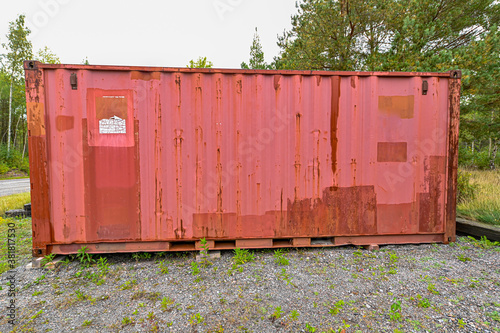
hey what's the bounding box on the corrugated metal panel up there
[24,61,461,256]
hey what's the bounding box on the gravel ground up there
[0,236,499,332]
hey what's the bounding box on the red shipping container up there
[24,61,460,256]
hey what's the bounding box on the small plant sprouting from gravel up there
[417,295,431,308]
[160,296,175,311]
[82,319,92,327]
[229,248,255,273]
[41,253,56,267]
[457,254,472,262]
[158,260,169,274]
[132,252,152,261]
[121,316,134,326]
[77,246,94,267]
[233,248,255,265]
[75,290,88,301]
[305,323,317,332]
[273,249,290,266]
[119,279,137,290]
[427,283,439,295]
[199,237,213,267]
[487,311,500,323]
[290,309,300,320]
[328,299,345,315]
[389,300,402,321]
[270,306,284,321]
[191,261,200,275]
[188,313,204,325]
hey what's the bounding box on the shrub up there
[457,170,476,203]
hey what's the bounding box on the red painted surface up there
[24,61,460,255]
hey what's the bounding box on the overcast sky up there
[0,0,298,68]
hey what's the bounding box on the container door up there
[83,89,141,241]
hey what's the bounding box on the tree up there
[276,0,498,72]
[276,0,500,168]
[241,28,269,69]
[187,57,213,68]
[0,15,32,154]
[36,46,60,64]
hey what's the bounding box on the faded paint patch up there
[27,102,45,136]
[377,203,418,234]
[377,142,407,162]
[131,71,160,81]
[378,95,414,119]
[95,96,128,120]
[56,115,74,132]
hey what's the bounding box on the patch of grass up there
[160,296,175,311]
[132,252,152,261]
[230,248,255,273]
[486,311,500,323]
[121,316,134,326]
[131,291,161,302]
[119,279,137,290]
[467,236,500,249]
[233,248,255,265]
[188,313,204,325]
[273,249,290,266]
[457,169,500,225]
[0,192,31,215]
[0,216,32,274]
[418,298,431,308]
[457,254,471,262]
[158,260,169,274]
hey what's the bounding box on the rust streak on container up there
[294,113,302,200]
[174,129,184,238]
[330,76,340,180]
[445,72,461,243]
[195,74,203,214]
[312,129,320,198]
[235,77,242,236]
[24,64,51,256]
[155,92,163,236]
[215,77,223,236]
[131,71,160,81]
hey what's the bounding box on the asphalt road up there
[0,178,31,197]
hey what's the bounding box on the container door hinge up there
[422,80,428,95]
[70,73,78,90]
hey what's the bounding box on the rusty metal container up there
[24,61,461,256]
